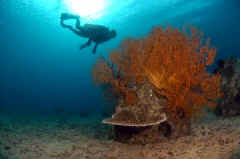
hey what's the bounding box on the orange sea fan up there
[92,25,222,120]
[140,26,222,119]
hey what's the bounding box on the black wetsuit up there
[61,17,113,54]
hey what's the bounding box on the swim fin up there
[61,13,80,20]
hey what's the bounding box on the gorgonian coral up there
[92,25,222,120]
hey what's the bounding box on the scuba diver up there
[60,13,117,54]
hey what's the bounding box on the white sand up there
[0,112,240,159]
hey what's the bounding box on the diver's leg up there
[92,43,98,54]
[75,18,81,30]
[74,17,87,36]
[60,13,76,28]
[60,19,71,28]
[61,21,84,37]
[80,39,92,50]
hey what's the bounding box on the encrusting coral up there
[92,25,222,138]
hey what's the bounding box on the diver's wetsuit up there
[60,13,116,54]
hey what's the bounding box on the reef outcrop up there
[214,56,240,117]
[92,26,222,143]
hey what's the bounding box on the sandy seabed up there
[0,112,240,159]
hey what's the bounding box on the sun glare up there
[64,0,105,20]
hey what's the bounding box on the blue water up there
[0,0,239,115]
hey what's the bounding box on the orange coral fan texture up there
[92,26,222,119]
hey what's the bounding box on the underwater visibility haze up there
[0,0,240,159]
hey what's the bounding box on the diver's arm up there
[92,43,98,54]
[80,39,92,50]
